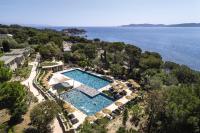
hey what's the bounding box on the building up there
[0,48,30,71]
[63,41,73,52]
[41,61,64,72]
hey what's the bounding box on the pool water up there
[62,69,110,90]
[60,89,114,115]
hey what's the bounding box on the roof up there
[0,55,16,64]
[4,49,28,56]
[53,82,72,90]
[0,48,29,65]
[63,41,72,52]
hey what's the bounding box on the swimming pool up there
[62,69,111,90]
[60,89,114,115]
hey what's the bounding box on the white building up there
[0,48,30,71]
[63,41,73,52]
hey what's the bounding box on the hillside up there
[122,23,200,27]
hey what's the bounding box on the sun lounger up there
[106,115,113,120]
[71,118,79,124]
[114,94,123,100]
[115,109,122,114]
[109,88,114,93]
[68,114,75,119]
[111,112,117,117]
[119,90,127,96]
[119,106,125,111]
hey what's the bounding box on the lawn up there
[40,61,58,67]
[14,65,32,80]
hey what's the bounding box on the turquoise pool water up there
[62,69,111,89]
[60,89,114,115]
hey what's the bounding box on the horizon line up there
[1,22,200,28]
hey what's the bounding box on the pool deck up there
[76,85,100,97]
[48,68,138,129]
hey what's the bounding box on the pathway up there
[21,53,63,133]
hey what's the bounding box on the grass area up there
[0,51,3,57]
[14,65,32,79]
[40,61,57,66]
[102,90,114,98]
[28,53,36,62]
[80,117,110,133]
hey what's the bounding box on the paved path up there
[21,54,63,133]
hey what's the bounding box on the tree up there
[163,61,180,71]
[110,64,124,77]
[130,104,142,127]
[139,52,163,70]
[38,42,62,60]
[84,44,96,59]
[0,61,12,82]
[117,127,126,133]
[80,118,108,133]
[145,85,200,133]
[125,44,142,71]
[2,40,10,52]
[107,42,125,63]
[145,89,167,133]
[123,109,129,126]
[165,85,200,133]
[0,82,28,121]
[63,52,71,63]
[30,100,61,133]
[173,65,200,84]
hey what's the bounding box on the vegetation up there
[2,40,11,52]
[0,82,28,121]
[116,127,138,133]
[38,42,62,60]
[0,24,199,133]
[145,85,200,133]
[0,61,12,83]
[80,118,109,133]
[14,65,32,80]
[40,61,58,66]
[123,109,129,126]
[29,100,61,133]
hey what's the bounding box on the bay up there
[83,27,200,71]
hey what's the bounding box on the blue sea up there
[49,26,200,71]
[82,27,200,71]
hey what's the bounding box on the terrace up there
[76,85,100,97]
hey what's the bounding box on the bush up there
[123,109,129,126]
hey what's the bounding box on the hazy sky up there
[0,0,200,26]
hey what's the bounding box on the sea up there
[51,27,200,71]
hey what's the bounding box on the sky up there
[0,0,200,26]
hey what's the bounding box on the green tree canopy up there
[0,61,12,83]
[38,42,62,60]
[30,100,61,133]
[0,82,28,120]
[2,40,10,52]
[173,65,200,84]
[139,52,163,70]
[110,64,124,77]
[125,44,142,70]
[146,85,200,133]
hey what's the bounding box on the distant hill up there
[122,23,200,27]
